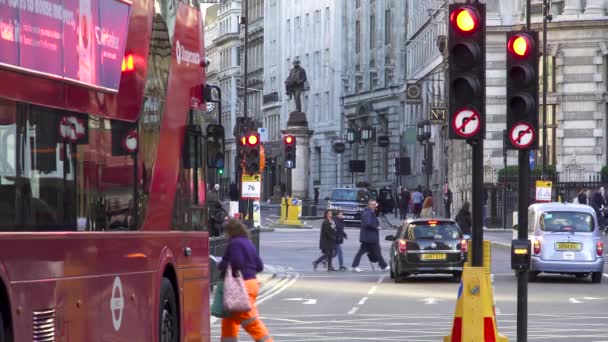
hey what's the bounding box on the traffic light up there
[218,168,224,176]
[243,132,260,175]
[283,134,296,169]
[506,30,539,150]
[448,3,486,140]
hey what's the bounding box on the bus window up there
[0,100,138,232]
[0,98,17,230]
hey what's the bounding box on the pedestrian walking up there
[218,219,274,342]
[443,184,453,218]
[351,199,389,272]
[412,186,424,218]
[313,210,338,271]
[420,196,434,218]
[334,210,348,271]
[455,202,472,235]
[400,187,411,220]
[210,200,228,237]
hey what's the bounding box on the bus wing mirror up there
[206,124,225,169]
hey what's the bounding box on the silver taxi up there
[524,203,604,283]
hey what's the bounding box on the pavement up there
[210,225,608,341]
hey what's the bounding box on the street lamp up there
[346,128,356,144]
[361,127,374,142]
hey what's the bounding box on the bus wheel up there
[159,278,178,342]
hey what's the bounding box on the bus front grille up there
[32,309,55,342]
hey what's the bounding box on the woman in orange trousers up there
[218,219,273,342]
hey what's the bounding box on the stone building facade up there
[340,0,407,192]
[407,0,608,216]
[204,0,242,184]
[262,0,343,200]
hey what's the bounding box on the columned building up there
[404,0,449,207]
[263,0,343,201]
[340,0,407,191]
[406,0,608,217]
[241,0,264,122]
[205,0,242,184]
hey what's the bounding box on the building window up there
[314,147,322,185]
[604,54,608,92]
[325,7,330,35]
[539,55,556,93]
[385,10,391,45]
[355,20,361,53]
[370,72,378,89]
[356,0,361,8]
[537,104,557,166]
[356,76,363,93]
[370,15,376,49]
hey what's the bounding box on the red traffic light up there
[450,6,479,34]
[240,136,247,146]
[507,34,534,58]
[246,134,259,146]
[284,135,295,145]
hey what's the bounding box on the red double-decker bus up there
[0,0,215,341]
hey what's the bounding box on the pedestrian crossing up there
[212,312,608,341]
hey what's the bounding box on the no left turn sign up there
[451,109,481,138]
[509,122,535,149]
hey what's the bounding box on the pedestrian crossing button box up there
[511,239,531,271]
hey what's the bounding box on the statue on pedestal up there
[285,60,308,113]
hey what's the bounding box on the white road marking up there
[569,298,583,304]
[367,286,377,295]
[284,298,317,305]
[347,307,359,315]
[377,275,387,284]
[257,274,300,305]
[603,273,608,278]
[358,297,368,305]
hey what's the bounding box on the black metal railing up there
[485,172,605,228]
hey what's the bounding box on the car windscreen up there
[407,222,462,240]
[331,189,369,202]
[540,211,594,232]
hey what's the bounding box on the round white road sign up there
[509,122,535,149]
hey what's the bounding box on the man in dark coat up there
[455,202,472,235]
[351,200,389,272]
[399,188,411,220]
[443,184,453,218]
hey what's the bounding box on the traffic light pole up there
[470,138,484,267]
[517,150,530,342]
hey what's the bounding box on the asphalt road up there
[211,225,608,341]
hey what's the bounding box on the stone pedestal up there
[282,111,314,200]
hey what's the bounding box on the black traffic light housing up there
[511,239,531,271]
[243,132,260,175]
[448,3,486,140]
[283,134,296,169]
[506,30,539,150]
